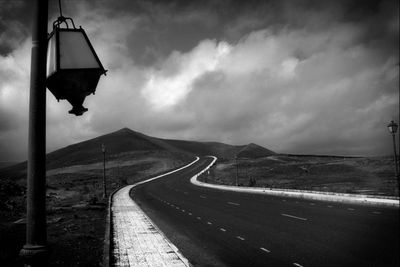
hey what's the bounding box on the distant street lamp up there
[388,121,399,177]
[102,144,107,198]
[388,121,400,199]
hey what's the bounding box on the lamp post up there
[387,121,400,199]
[19,1,48,266]
[20,2,106,264]
[387,121,399,177]
[102,144,107,199]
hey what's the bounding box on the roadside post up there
[235,156,239,186]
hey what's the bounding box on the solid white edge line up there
[227,201,240,206]
[133,156,200,188]
[281,213,307,221]
[293,263,304,267]
[260,247,270,253]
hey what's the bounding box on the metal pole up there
[235,157,238,186]
[392,133,399,178]
[392,133,400,201]
[103,149,107,198]
[20,0,48,266]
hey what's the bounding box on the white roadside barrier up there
[191,156,399,207]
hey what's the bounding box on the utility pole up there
[102,144,107,198]
[19,0,49,266]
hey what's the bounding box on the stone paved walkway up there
[112,159,199,266]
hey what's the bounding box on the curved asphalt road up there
[130,157,399,267]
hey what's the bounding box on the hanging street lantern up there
[388,120,399,135]
[46,16,107,116]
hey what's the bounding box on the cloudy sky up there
[0,0,398,161]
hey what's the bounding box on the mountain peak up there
[116,127,134,133]
[236,143,275,159]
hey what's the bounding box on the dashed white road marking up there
[200,195,207,199]
[293,263,304,267]
[347,208,355,211]
[372,211,381,214]
[227,201,240,206]
[282,213,307,221]
[207,222,212,225]
[182,210,185,212]
[282,199,286,202]
[197,217,201,220]
[236,236,245,241]
[327,205,333,208]
[220,228,226,232]
[260,247,270,253]
[188,213,192,216]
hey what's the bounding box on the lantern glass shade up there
[388,121,398,134]
[59,31,101,69]
[46,35,57,77]
[46,28,106,116]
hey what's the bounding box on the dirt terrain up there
[201,155,399,197]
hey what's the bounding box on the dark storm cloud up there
[0,0,398,161]
[0,0,32,55]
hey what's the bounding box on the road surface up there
[130,157,399,267]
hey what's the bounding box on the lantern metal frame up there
[46,16,107,115]
[48,17,106,79]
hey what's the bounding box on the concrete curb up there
[103,185,125,267]
[191,156,399,208]
[105,157,199,267]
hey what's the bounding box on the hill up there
[45,128,170,169]
[0,128,275,179]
